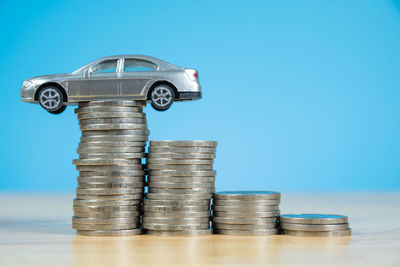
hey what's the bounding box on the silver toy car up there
[20,55,201,114]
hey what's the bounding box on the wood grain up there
[0,193,399,267]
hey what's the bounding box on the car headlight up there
[22,80,33,88]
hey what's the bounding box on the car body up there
[20,55,201,113]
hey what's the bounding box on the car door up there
[119,58,158,96]
[78,59,120,97]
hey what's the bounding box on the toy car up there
[20,55,201,114]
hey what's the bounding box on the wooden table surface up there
[0,193,399,267]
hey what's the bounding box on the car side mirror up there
[83,70,90,78]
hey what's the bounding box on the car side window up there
[124,59,157,72]
[92,59,118,73]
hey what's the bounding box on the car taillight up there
[193,72,198,78]
[185,69,199,81]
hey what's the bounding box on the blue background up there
[1,0,399,193]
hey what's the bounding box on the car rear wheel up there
[38,86,65,114]
[149,84,175,111]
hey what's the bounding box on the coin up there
[279,214,349,225]
[76,165,144,172]
[149,147,216,153]
[213,210,280,218]
[143,199,210,206]
[80,123,148,131]
[147,158,214,165]
[149,188,215,194]
[77,229,143,236]
[213,199,280,206]
[77,147,144,153]
[77,112,146,120]
[78,100,145,107]
[214,191,281,200]
[148,152,215,159]
[143,205,210,212]
[73,199,141,206]
[78,153,146,159]
[73,159,141,166]
[79,118,147,124]
[73,205,139,212]
[81,136,148,142]
[150,141,217,147]
[146,229,212,236]
[149,170,216,177]
[145,193,213,200]
[75,106,143,113]
[212,217,277,225]
[76,188,143,195]
[214,229,279,236]
[282,228,352,237]
[147,164,213,171]
[76,193,143,200]
[280,223,350,231]
[82,130,149,137]
[148,182,215,189]
[72,222,140,231]
[143,211,211,218]
[212,223,278,230]
[72,217,139,225]
[78,177,144,183]
[77,182,144,189]
[212,205,279,212]
[148,176,215,183]
[143,217,209,224]
[74,211,141,218]
[79,141,147,147]
[79,170,145,177]
[142,223,210,231]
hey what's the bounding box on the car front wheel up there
[149,84,175,111]
[38,86,66,114]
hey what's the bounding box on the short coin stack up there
[212,191,281,235]
[71,100,149,236]
[143,140,217,236]
[280,214,351,237]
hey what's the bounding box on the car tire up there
[38,86,65,114]
[149,84,175,111]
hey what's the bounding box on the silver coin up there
[74,205,139,212]
[148,176,215,183]
[76,188,143,195]
[279,214,349,225]
[77,112,146,120]
[282,228,352,237]
[147,164,213,171]
[77,147,144,153]
[143,217,209,224]
[78,100,145,107]
[78,153,146,159]
[80,123,148,131]
[73,159,141,166]
[76,165,144,172]
[147,158,214,165]
[143,211,211,218]
[149,147,216,153]
[79,141,147,147]
[73,199,141,206]
[143,223,210,231]
[148,170,216,177]
[149,187,215,194]
[145,193,212,200]
[148,182,214,189]
[74,211,141,218]
[214,229,279,236]
[150,141,217,147]
[77,182,144,189]
[212,205,280,212]
[72,217,139,225]
[213,210,280,218]
[78,177,144,183]
[280,223,350,232]
[79,118,147,124]
[75,106,143,113]
[72,222,140,231]
[81,136,148,142]
[82,130,149,137]
[143,205,210,213]
[79,170,145,177]
[213,223,278,230]
[76,193,143,200]
[77,228,143,236]
[212,217,278,225]
[214,191,281,200]
[213,199,280,206]
[148,152,215,159]
[144,199,210,206]
[146,229,212,236]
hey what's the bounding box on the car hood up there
[29,73,72,83]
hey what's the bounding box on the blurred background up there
[0,0,399,193]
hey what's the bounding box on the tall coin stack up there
[280,214,352,237]
[212,191,281,235]
[143,140,217,236]
[71,100,148,236]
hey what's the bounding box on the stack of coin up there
[280,214,352,237]
[71,100,148,236]
[143,140,217,236]
[212,191,281,235]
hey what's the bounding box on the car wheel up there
[38,86,65,113]
[149,84,175,111]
